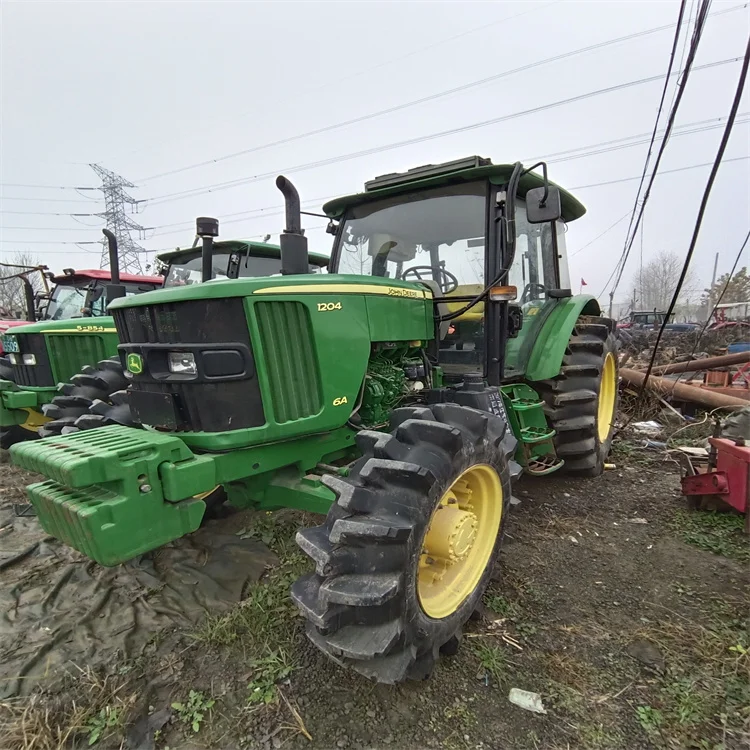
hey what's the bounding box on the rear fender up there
[525,296,602,382]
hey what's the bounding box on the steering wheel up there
[401,266,459,295]
[520,283,547,304]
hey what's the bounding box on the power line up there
[113,1,557,163]
[608,0,713,312]
[146,57,742,207]
[0,183,97,190]
[0,196,100,204]
[569,212,633,258]
[617,0,687,272]
[637,23,750,403]
[136,4,747,184]
[570,154,748,191]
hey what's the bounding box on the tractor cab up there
[157,240,328,287]
[39,269,163,321]
[324,156,588,384]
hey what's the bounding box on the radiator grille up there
[47,335,110,384]
[255,301,322,422]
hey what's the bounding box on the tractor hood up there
[108,273,433,309]
[0,317,116,336]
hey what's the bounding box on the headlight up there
[22,354,37,366]
[8,353,19,365]
[168,352,197,375]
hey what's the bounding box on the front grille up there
[115,298,265,432]
[13,334,54,387]
[255,301,322,422]
[47,335,110,384]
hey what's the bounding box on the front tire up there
[39,357,131,437]
[291,403,518,683]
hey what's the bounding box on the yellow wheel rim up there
[597,352,617,443]
[417,464,502,619]
[20,407,50,432]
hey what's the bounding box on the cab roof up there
[156,239,330,267]
[54,269,163,285]
[322,158,586,222]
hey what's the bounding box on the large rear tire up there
[535,316,619,477]
[291,403,519,683]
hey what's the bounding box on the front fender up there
[525,295,602,382]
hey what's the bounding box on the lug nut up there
[139,484,152,494]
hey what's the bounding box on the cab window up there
[336,183,486,292]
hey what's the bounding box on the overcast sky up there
[1,0,748,308]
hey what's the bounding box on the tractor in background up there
[0,233,328,446]
[12,157,618,683]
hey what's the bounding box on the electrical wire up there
[619,0,687,258]
[146,57,741,207]
[635,25,750,407]
[135,7,742,183]
[608,0,713,308]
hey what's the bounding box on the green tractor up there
[12,157,618,683]
[0,234,328,446]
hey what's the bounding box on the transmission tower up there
[89,164,148,275]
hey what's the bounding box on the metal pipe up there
[276,175,301,234]
[276,175,309,275]
[650,351,750,375]
[102,229,120,284]
[196,217,219,283]
[20,277,35,321]
[620,367,748,408]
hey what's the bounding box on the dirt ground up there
[0,436,748,750]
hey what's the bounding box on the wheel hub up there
[417,464,503,620]
[423,504,478,563]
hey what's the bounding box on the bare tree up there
[629,250,695,313]
[0,252,46,319]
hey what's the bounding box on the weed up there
[633,597,750,747]
[483,592,521,620]
[472,642,507,685]
[636,705,664,736]
[171,689,215,733]
[0,666,136,750]
[247,650,295,705]
[85,706,122,746]
[672,510,749,562]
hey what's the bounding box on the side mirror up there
[526,186,562,224]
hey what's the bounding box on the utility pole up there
[89,164,148,275]
[710,251,719,291]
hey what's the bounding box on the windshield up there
[45,285,88,320]
[164,250,323,287]
[334,183,486,291]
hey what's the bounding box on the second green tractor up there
[12,156,618,683]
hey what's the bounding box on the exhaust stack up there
[276,175,309,275]
[102,229,126,304]
[196,217,219,282]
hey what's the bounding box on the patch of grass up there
[171,689,215,733]
[85,706,123,746]
[635,705,664,736]
[633,598,749,748]
[471,642,507,685]
[483,592,522,620]
[672,509,749,562]
[247,650,295,705]
[0,666,136,750]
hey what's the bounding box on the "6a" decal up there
[317,301,342,312]
[332,396,349,406]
